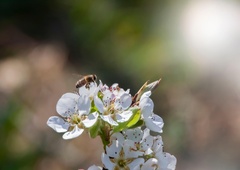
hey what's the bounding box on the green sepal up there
[98,121,111,150]
[99,129,110,148]
[90,105,98,113]
[98,91,103,100]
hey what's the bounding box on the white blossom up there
[143,135,177,170]
[47,79,177,170]
[139,91,164,133]
[47,92,98,140]
[102,140,144,170]
[155,152,177,170]
[94,84,132,126]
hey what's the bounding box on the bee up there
[75,74,97,89]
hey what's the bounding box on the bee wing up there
[72,73,84,79]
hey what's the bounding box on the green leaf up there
[112,122,127,133]
[128,119,144,129]
[113,109,141,133]
[126,109,141,128]
[99,122,111,149]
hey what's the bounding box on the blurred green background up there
[1,0,240,169]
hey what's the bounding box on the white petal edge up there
[88,165,102,170]
[128,158,145,170]
[116,111,133,123]
[140,97,154,118]
[145,114,164,133]
[140,158,158,170]
[78,95,91,114]
[47,116,69,133]
[155,152,177,170]
[62,126,84,140]
[101,153,115,170]
[94,96,105,113]
[140,135,154,151]
[152,136,163,153]
[106,140,121,158]
[100,115,118,126]
[82,112,99,128]
[110,132,125,145]
[123,140,143,158]
[56,94,77,117]
[124,128,143,143]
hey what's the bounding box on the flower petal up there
[116,111,133,123]
[142,128,150,140]
[114,93,132,111]
[62,92,79,99]
[106,140,121,158]
[79,82,98,98]
[140,135,154,151]
[155,152,177,170]
[94,96,104,113]
[110,132,125,145]
[87,165,102,170]
[128,158,145,170]
[62,126,84,139]
[78,95,91,115]
[124,128,143,143]
[140,158,158,170]
[56,93,78,117]
[141,91,152,98]
[123,139,143,158]
[102,90,114,106]
[152,136,163,153]
[82,112,98,128]
[47,116,69,133]
[145,114,164,133]
[100,115,118,126]
[140,95,154,118]
[101,153,115,170]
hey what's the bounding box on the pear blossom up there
[103,128,176,170]
[155,152,177,170]
[139,91,164,133]
[110,128,154,157]
[102,140,144,170]
[94,83,132,126]
[139,153,176,170]
[140,135,176,170]
[122,128,154,157]
[47,78,177,170]
[47,92,98,139]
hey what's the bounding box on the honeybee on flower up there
[46,76,176,170]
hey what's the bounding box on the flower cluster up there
[101,128,176,170]
[47,78,177,170]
